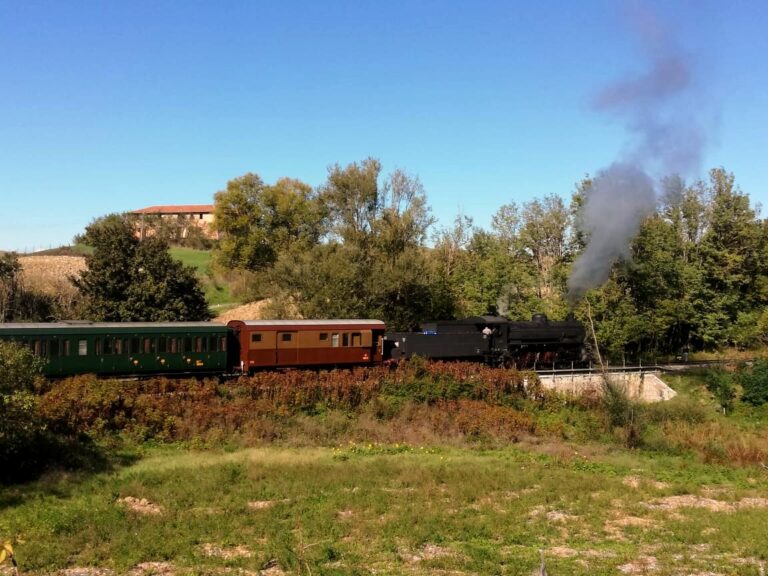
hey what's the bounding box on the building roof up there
[131,204,214,215]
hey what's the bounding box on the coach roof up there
[231,320,385,328]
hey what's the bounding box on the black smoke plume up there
[567,1,705,302]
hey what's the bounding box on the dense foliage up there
[0,341,45,472]
[23,360,768,472]
[73,215,211,321]
[39,362,538,442]
[210,161,768,358]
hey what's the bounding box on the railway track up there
[535,358,753,376]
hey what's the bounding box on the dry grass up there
[18,256,85,294]
[214,298,304,323]
[214,300,273,323]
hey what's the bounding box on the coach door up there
[276,331,298,366]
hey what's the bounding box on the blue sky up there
[1,0,765,251]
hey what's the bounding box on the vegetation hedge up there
[38,362,538,443]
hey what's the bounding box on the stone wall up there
[538,371,676,403]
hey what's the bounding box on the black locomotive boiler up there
[384,313,585,368]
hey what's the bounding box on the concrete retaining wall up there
[538,371,676,403]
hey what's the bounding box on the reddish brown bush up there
[37,362,535,444]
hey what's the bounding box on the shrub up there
[705,369,736,413]
[644,396,712,425]
[739,360,768,406]
[37,362,532,444]
[0,341,47,480]
[601,377,645,448]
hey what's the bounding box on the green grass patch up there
[166,248,239,308]
[168,247,212,274]
[3,445,768,575]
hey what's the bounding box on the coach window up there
[194,337,203,352]
[50,339,59,357]
[331,333,339,347]
[251,333,262,343]
[219,337,227,352]
[143,338,153,354]
[342,333,349,347]
[169,338,178,353]
[64,340,71,357]
[104,338,114,355]
[281,333,292,342]
[352,332,362,347]
[184,337,192,353]
[78,340,88,356]
[114,339,123,355]
[208,336,218,351]
[319,333,328,342]
[95,338,103,356]
[130,338,140,354]
[158,337,167,353]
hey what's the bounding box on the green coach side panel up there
[0,322,231,377]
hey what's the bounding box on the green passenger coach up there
[0,322,230,377]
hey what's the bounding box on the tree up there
[73,215,211,321]
[266,159,453,329]
[518,195,571,300]
[0,253,21,322]
[213,173,324,271]
[696,169,766,347]
[0,341,45,466]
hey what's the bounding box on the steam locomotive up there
[0,314,585,378]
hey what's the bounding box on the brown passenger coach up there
[227,319,386,372]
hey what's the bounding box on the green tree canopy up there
[213,173,324,271]
[0,252,21,322]
[74,215,210,321]
[265,159,453,329]
[0,341,45,468]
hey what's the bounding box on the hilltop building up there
[130,204,218,240]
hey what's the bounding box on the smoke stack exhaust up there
[567,1,706,302]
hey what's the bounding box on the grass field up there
[167,248,238,310]
[3,368,768,575]
[169,248,212,274]
[2,443,767,575]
